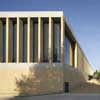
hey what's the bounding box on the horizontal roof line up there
[0,11,64,17]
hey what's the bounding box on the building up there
[0,11,94,96]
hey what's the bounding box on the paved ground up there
[1,94,100,100]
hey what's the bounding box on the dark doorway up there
[64,82,69,93]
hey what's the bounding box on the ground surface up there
[1,94,100,100]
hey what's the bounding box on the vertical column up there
[61,16,65,63]
[17,18,19,63]
[48,17,53,63]
[0,19,2,62]
[27,17,30,63]
[17,18,23,62]
[9,19,13,62]
[30,18,33,62]
[6,17,9,63]
[38,17,43,63]
[74,43,78,68]
[70,44,73,66]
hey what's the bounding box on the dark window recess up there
[43,22,49,62]
[53,22,61,62]
[2,22,6,62]
[64,35,70,64]
[33,22,38,62]
[22,21,27,62]
[12,21,16,62]
[64,82,69,93]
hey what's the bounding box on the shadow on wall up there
[15,64,63,96]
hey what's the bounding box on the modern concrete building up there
[0,11,94,96]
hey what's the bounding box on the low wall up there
[0,63,64,96]
[0,63,30,96]
[0,63,88,96]
[77,45,94,76]
[63,64,86,90]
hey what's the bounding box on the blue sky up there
[0,0,100,70]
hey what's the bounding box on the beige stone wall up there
[63,64,86,90]
[0,63,29,96]
[0,63,90,96]
[0,63,64,96]
[77,45,94,79]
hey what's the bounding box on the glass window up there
[64,35,70,64]
[33,22,38,62]
[22,20,27,62]
[12,20,16,62]
[53,22,61,62]
[2,21,6,62]
[43,21,49,62]
[71,43,75,66]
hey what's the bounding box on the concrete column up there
[27,17,33,63]
[16,17,21,63]
[17,18,23,62]
[0,19,2,62]
[38,17,43,63]
[30,18,33,62]
[61,16,65,63]
[70,44,73,66]
[27,17,30,63]
[48,17,53,63]
[8,19,13,62]
[74,43,78,68]
[6,17,9,63]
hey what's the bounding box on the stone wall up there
[63,64,86,90]
[0,63,93,96]
[0,63,63,96]
[77,45,94,79]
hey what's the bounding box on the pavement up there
[0,93,100,100]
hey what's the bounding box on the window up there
[64,34,70,64]
[64,31,75,66]
[53,18,61,62]
[43,18,49,62]
[70,43,75,66]
[2,20,6,62]
[12,19,17,62]
[22,19,27,62]
[33,19,38,62]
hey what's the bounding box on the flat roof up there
[0,11,64,17]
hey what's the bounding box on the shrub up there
[93,70,100,80]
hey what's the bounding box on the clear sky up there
[0,0,100,70]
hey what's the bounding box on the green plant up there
[93,70,100,80]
